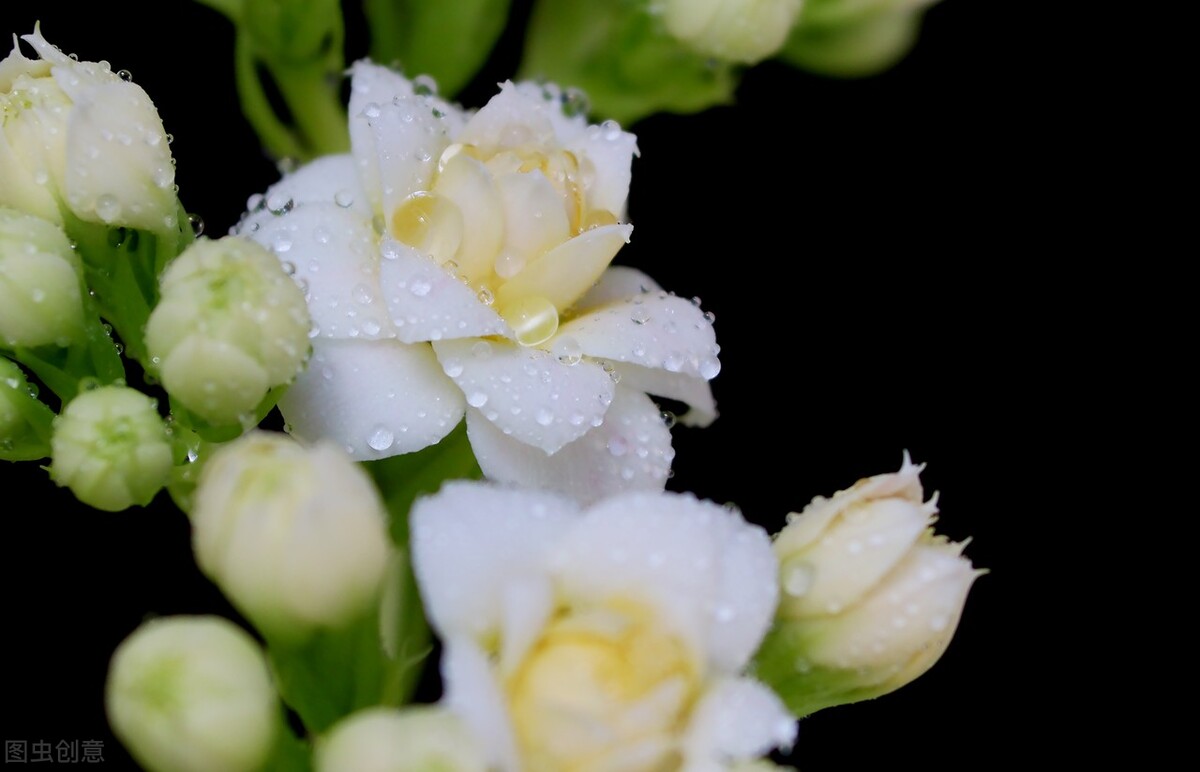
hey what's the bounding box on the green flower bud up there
[49,385,172,511]
[756,455,981,717]
[145,236,310,428]
[0,207,84,348]
[191,431,390,640]
[315,707,487,772]
[0,28,178,233]
[106,615,277,772]
[664,0,804,64]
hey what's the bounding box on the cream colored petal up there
[378,240,510,343]
[572,266,662,314]
[359,95,451,219]
[494,169,571,267]
[441,636,522,772]
[431,153,503,283]
[567,121,638,217]
[410,482,577,640]
[495,223,632,313]
[465,386,672,505]
[278,338,464,459]
[240,203,394,341]
[435,338,614,454]
[558,290,719,380]
[456,81,557,151]
[609,363,718,427]
[682,677,796,768]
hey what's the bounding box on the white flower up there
[237,64,720,503]
[0,27,177,232]
[411,482,796,771]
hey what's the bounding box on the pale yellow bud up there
[0,207,84,348]
[49,385,172,511]
[191,431,390,639]
[145,236,310,427]
[757,455,981,715]
[0,28,178,232]
[106,616,277,772]
[315,707,487,772]
[663,0,805,64]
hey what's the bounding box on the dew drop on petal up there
[410,279,432,297]
[334,190,355,208]
[630,306,650,325]
[442,358,464,377]
[368,426,394,451]
[467,391,489,408]
[552,336,583,365]
[535,408,554,427]
[699,356,721,380]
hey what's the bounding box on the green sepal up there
[166,383,290,444]
[520,0,736,125]
[0,357,56,462]
[363,0,511,97]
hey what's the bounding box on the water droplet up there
[660,411,676,428]
[601,119,622,141]
[535,408,554,426]
[467,392,488,408]
[663,352,685,372]
[353,284,374,305]
[413,74,438,96]
[334,189,355,208]
[188,213,205,236]
[95,194,120,223]
[410,279,432,297]
[116,69,132,81]
[630,306,650,325]
[443,358,464,377]
[477,286,495,305]
[499,296,559,347]
[471,341,492,359]
[272,233,293,253]
[561,87,590,117]
[552,336,583,365]
[703,310,716,324]
[699,356,721,379]
[607,437,627,457]
[266,194,294,215]
[363,102,382,118]
[368,426,395,451]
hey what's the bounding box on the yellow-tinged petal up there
[495,223,632,314]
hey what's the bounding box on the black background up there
[2,1,1048,769]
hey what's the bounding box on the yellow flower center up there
[389,141,623,347]
[506,600,702,772]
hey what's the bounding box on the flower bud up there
[145,236,310,428]
[0,207,84,348]
[1,357,54,460]
[757,454,981,716]
[315,707,487,772]
[49,385,172,511]
[191,431,390,639]
[106,615,277,772]
[0,28,178,232]
[663,0,804,64]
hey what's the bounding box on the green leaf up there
[364,0,511,97]
[0,357,56,462]
[520,0,736,125]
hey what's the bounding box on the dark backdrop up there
[2,2,1043,769]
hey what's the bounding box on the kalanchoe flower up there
[0,207,84,348]
[191,431,391,640]
[237,64,720,503]
[663,0,804,63]
[144,236,311,429]
[106,615,278,772]
[755,454,982,717]
[411,482,796,771]
[49,384,172,511]
[0,27,177,232]
[316,707,487,772]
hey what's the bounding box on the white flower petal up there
[683,677,796,768]
[573,266,662,314]
[379,241,511,342]
[442,636,521,772]
[495,223,632,313]
[551,490,775,670]
[610,362,718,427]
[567,122,638,218]
[411,482,577,639]
[431,153,504,283]
[245,154,370,219]
[279,338,464,459]
[353,94,451,218]
[498,576,556,677]
[465,386,672,504]
[349,60,466,136]
[510,82,589,144]
[457,81,559,150]
[435,339,615,453]
[240,204,394,341]
[559,290,720,380]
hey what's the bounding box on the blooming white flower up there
[411,482,796,771]
[237,64,720,503]
[0,27,177,232]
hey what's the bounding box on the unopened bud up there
[106,615,277,772]
[663,0,804,64]
[145,236,310,428]
[315,707,487,772]
[0,207,84,348]
[49,385,172,511]
[191,431,390,639]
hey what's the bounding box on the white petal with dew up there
[379,240,510,343]
[610,362,718,428]
[411,481,576,640]
[441,636,521,772]
[683,677,797,767]
[434,338,615,453]
[568,120,638,217]
[278,338,463,459]
[495,223,632,313]
[559,290,719,380]
[357,95,451,219]
[240,203,394,341]
[457,81,558,151]
[244,154,370,219]
[432,153,504,283]
[465,386,672,504]
[572,266,663,314]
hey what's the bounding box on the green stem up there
[269,61,350,157]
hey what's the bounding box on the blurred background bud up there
[145,236,310,430]
[663,0,804,64]
[49,385,172,511]
[755,455,982,716]
[315,706,487,772]
[191,431,390,639]
[0,207,85,348]
[106,615,277,772]
[781,0,939,77]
